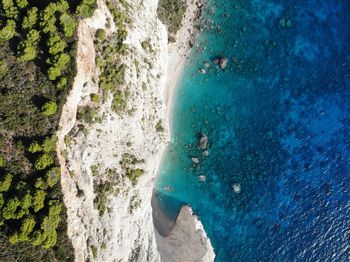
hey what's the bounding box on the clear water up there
[155,0,350,261]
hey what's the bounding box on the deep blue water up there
[155,0,350,261]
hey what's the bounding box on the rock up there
[202,150,209,157]
[191,157,200,164]
[213,58,220,64]
[232,183,241,193]
[199,68,206,74]
[204,62,210,68]
[219,57,228,69]
[199,134,208,150]
[198,175,206,182]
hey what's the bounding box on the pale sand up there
[164,0,203,120]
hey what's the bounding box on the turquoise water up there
[155,0,350,261]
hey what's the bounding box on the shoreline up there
[153,0,215,260]
[164,0,204,122]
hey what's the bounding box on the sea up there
[155,0,350,261]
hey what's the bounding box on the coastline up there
[164,0,204,121]
[154,0,215,261]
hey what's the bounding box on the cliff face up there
[57,0,214,261]
[57,0,168,260]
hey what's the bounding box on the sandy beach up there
[164,0,204,120]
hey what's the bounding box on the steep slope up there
[57,0,214,261]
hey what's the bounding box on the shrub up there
[0,60,8,77]
[45,167,60,187]
[95,29,106,41]
[90,93,100,103]
[0,173,12,192]
[155,120,164,132]
[35,177,48,190]
[34,154,54,170]
[21,7,38,30]
[42,135,57,153]
[28,141,42,153]
[21,193,32,210]
[42,101,57,116]
[48,34,67,55]
[56,77,67,89]
[32,190,46,212]
[59,13,77,38]
[2,197,20,220]
[0,19,16,43]
[126,168,144,185]
[2,0,18,19]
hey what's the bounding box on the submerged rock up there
[199,68,207,74]
[191,157,200,164]
[199,134,208,150]
[219,57,228,69]
[232,183,241,193]
[203,150,209,157]
[198,175,206,182]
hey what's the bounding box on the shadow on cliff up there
[151,189,185,237]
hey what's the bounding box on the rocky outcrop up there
[155,206,215,262]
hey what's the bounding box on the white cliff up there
[56,0,215,261]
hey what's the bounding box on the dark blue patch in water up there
[156,0,350,261]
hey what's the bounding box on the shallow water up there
[156,0,350,261]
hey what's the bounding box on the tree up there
[21,193,32,210]
[56,77,67,89]
[0,173,12,192]
[35,177,48,190]
[34,154,54,170]
[42,135,57,153]
[21,7,38,30]
[46,167,60,187]
[15,0,28,9]
[47,67,61,80]
[76,0,97,18]
[20,216,36,237]
[60,13,77,38]
[41,101,57,116]
[47,34,67,55]
[2,197,20,220]
[17,29,40,61]
[2,0,18,19]
[28,141,42,153]
[0,19,16,43]
[32,190,46,212]
[95,29,106,41]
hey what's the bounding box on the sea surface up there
[155,0,350,261]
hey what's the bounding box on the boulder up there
[199,68,206,74]
[191,157,200,164]
[219,57,228,69]
[232,183,241,193]
[199,135,208,150]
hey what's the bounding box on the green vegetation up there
[155,120,164,132]
[120,153,144,185]
[93,1,129,114]
[157,0,186,41]
[93,181,113,216]
[141,39,154,53]
[0,0,96,260]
